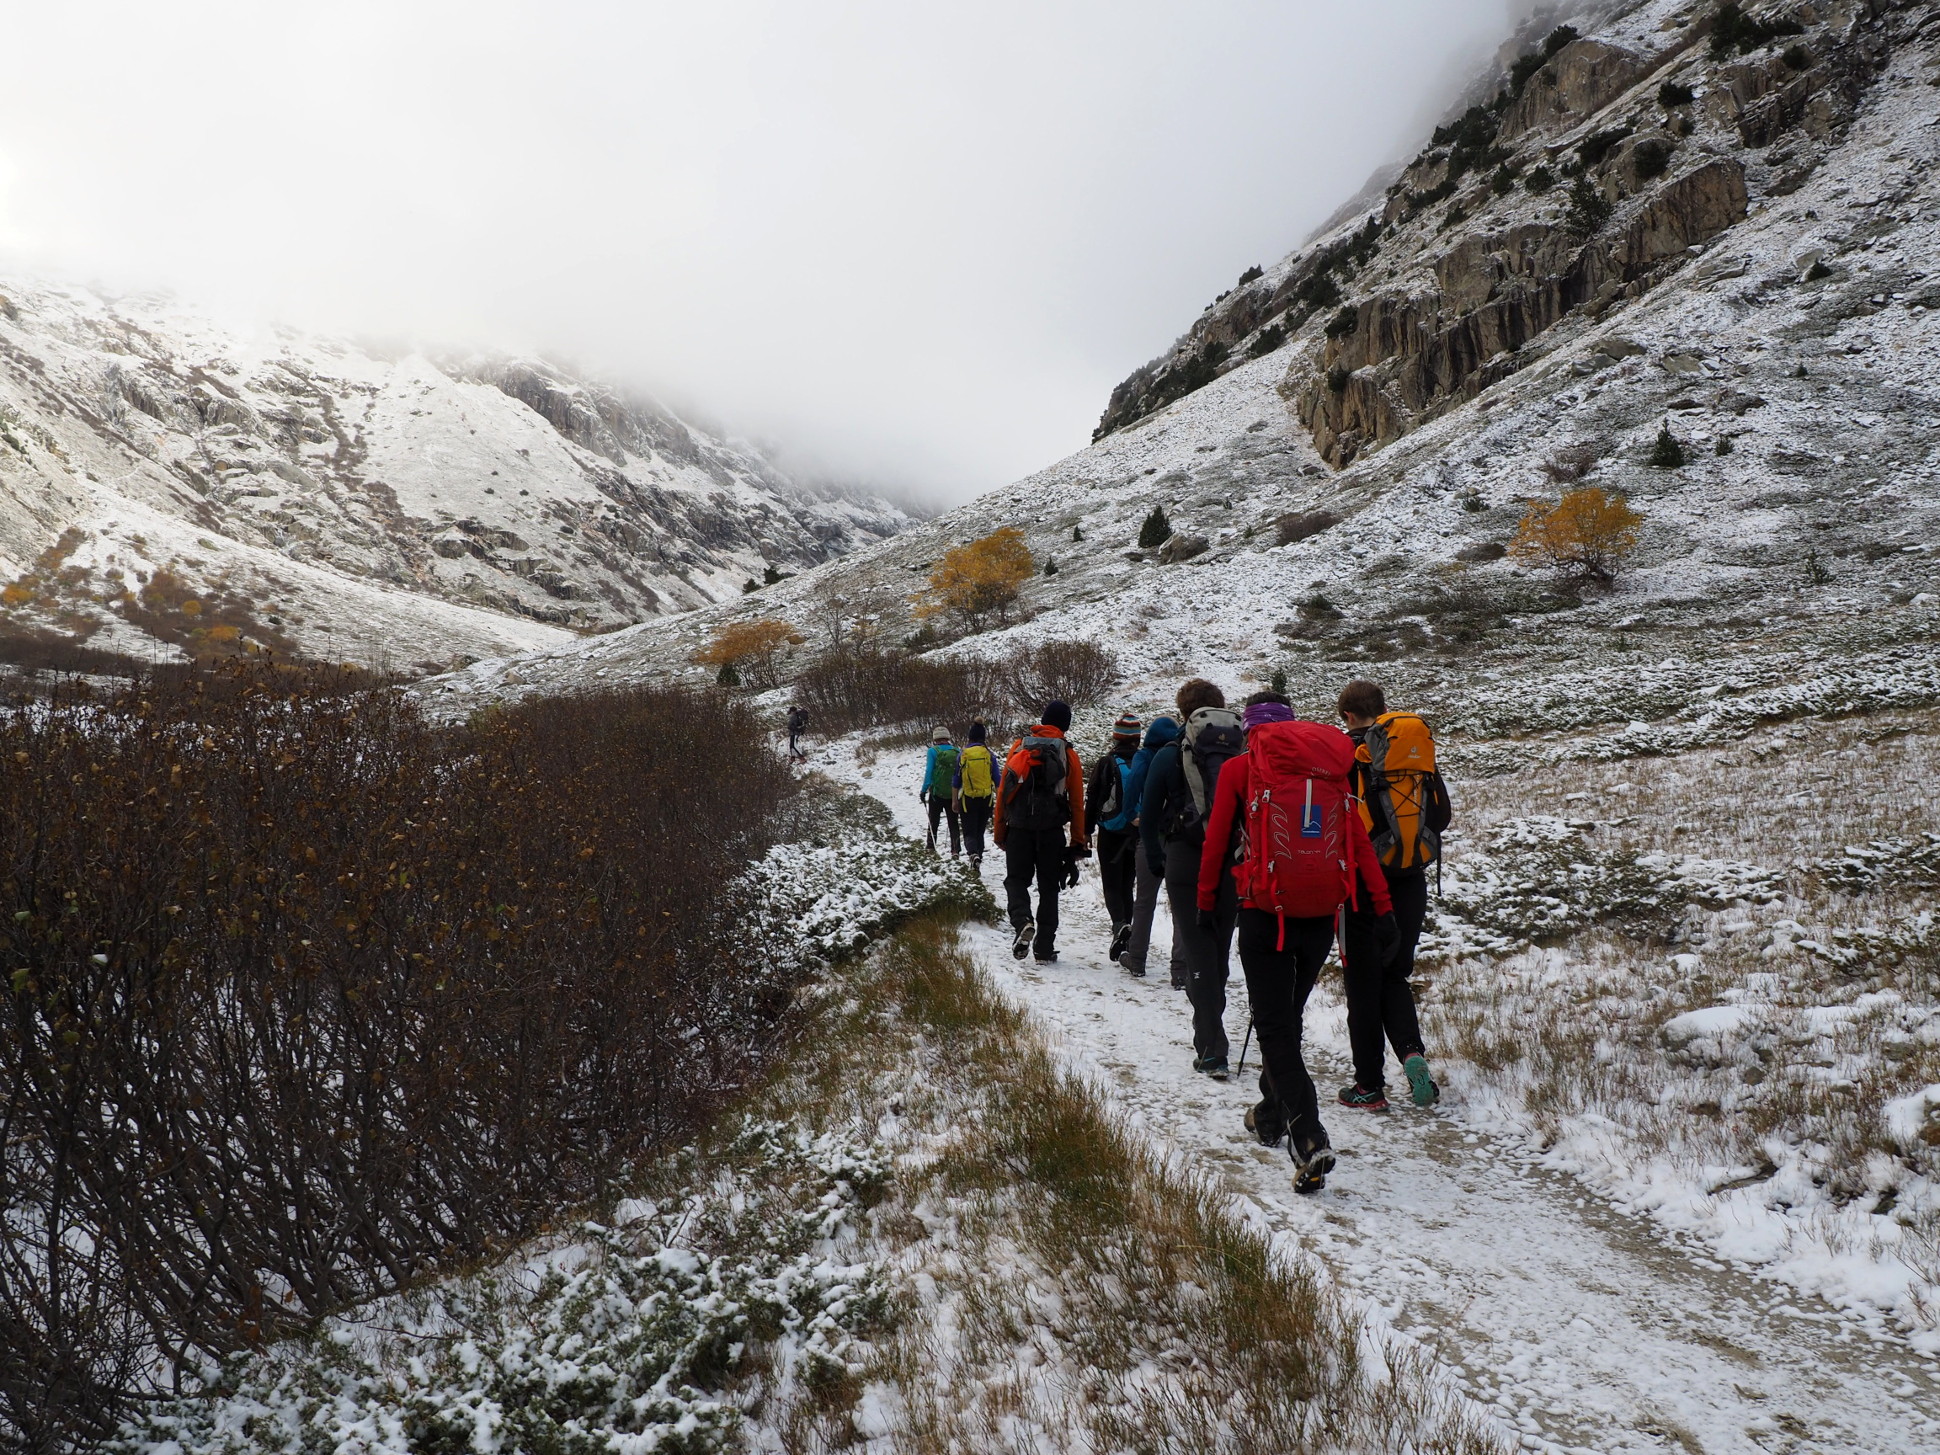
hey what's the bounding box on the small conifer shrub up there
[1633,138,1674,180]
[1248,322,1287,358]
[1138,505,1172,550]
[1716,436,1734,457]
[1043,558,1059,576]
[1324,307,1358,339]
[1270,667,1288,694]
[1564,176,1612,236]
[1237,264,1264,286]
[1327,366,1352,395]
[1648,425,1687,468]
[1524,165,1556,194]
[1492,165,1517,195]
[1543,24,1578,55]
[1659,80,1695,107]
[1071,524,1083,542]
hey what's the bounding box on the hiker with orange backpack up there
[1199,691,1396,1194]
[1336,680,1450,1112]
[993,700,1088,964]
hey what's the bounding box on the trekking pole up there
[1237,1016,1254,1076]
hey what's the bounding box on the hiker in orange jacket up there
[993,699,1088,965]
[1198,692,1395,1193]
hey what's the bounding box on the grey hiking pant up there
[1119,844,1181,977]
[1165,836,1237,1063]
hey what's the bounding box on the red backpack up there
[1231,720,1360,936]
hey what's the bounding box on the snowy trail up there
[841,749,1940,1455]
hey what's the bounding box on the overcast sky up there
[0,2,1527,505]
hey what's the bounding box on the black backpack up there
[1165,706,1245,838]
[1001,733,1070,832]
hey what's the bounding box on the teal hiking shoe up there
[1403,1054,1440,1108]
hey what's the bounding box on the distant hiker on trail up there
[1088,713,1144,963]
[1139,679,1244,1076]
[994,699,1088,964]
[1199,690,1396,1194]
[785,705,808,763]
[920,727,962,857]
[1116,712,1182,980]
[1337,679,1450,1112]
[955,720,1001,872]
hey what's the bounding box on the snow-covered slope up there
[0,280,913,668]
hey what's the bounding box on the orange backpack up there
[1356,711,1451,873]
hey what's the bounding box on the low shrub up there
[999,640,1119,713]
[0,666,798,1452]
[792,645,1001,737]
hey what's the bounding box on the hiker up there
[1199,691,1397,1193]
[785,704,808,762]
[956,720,1001,871]
[1115,713,1181,981]
[1138,679,1245,1075]
[1088,713,1144,962]
[1337,679,1449,1111]
[993,699,1088,964]
[919,726,962,857]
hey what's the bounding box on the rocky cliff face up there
[1097,0,1898,470]
[0,283,912,668]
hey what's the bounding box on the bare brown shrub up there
[0,664,796,1452]
[791,645,1002,737]
[999,640,1119,712]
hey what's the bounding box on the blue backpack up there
[1098,757,1137,833]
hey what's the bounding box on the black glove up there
[1374,912,1401,966]
[1061,852,1082,889]
[1196,909,1216,932]
[1147,855,1165,880]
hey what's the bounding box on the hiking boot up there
[1118,953,1147,979]
[1244,1103,1284,1147]
[968,854,982,872]
[1109,922,1132,962]
[1012,921,1034,960]
[1338,1083,1389,1112]
[1034,950,1060,965]
[1192,1054,1230,1081]
[1291,1130,1336,1194]
[1402,1054,1441,1108]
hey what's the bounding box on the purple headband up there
[1242,702,1296,730]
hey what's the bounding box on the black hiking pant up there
[1341,870,1429,1090]
[1004,828,1067,956]
[926,796,961,855]
[1237,908,1334,1145]
[1097,828,1136,931]
[961,795,992,859]
[1165,836,1236,1062]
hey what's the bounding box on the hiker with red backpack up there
[1199,691,1396,1194]
[1138,679,1246,1074]
[993,700,1088,964]
[1087,713,1144,963]
[1336,680,1449,1112]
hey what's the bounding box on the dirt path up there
[844,750,1940,1454]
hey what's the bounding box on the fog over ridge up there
[0,1,1531,506]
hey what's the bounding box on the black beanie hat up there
[1042,700,1073,731]
[968,720,987,744]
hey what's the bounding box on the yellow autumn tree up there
[1509,486,1644,583]
[691,617,804,689]
[914,526,1034,628]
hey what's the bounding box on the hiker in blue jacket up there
[1116,712,1181,980]
[918,726,962,857]
[1086,713,1144,962]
